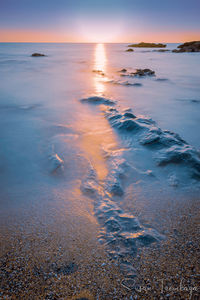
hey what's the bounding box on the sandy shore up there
[0,195,199,299]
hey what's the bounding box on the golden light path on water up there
[94,43,107,95]
[74,43,118,182]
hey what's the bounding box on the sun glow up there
[93,43,107,95]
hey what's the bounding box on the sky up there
[0,0,200,43]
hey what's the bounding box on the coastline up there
[0,42,200,299]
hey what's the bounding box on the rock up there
[156,145,200,177]
[92,69,105,76]
[128,42,166,48]
[172,41,200,53]
[123,112,136,119]
[153,49,170,52]
[133,69,155,76]
[80,96,115,105]
[113,119,142,131]
[156,78,169,81]
[126,48,134,52]
[120,69,127,72]
[105,107,144,132]
[107,80,142,87]
[31,53,46,57]
[140,130,185,148]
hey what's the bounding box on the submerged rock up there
[31,53,46,57]
[106,80,142,87]
[133,68,155,76]
[120,69,155,78]
[123,112,136,119]
[104,103,200,180]
[80,96,115,105]
[156,145,200,177]
[115,119,142,131]
[172,41,200,53]
[156,78,169,81]
[153,49,170,52]
[140,130,185,148]
[92,69,105,76]
[105,108,146,132]
[128,42,166,48]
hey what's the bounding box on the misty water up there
[0,43,200,264]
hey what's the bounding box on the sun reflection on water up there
[94,43,107,95]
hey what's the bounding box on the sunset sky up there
[0,0,200,43]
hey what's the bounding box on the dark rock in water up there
[177,98,200,103]
[123,112,136,119]
[128,42,166,48]
[108,114,122,121]
[153,49,170,52]
[133,68,155,76]
[191,99,200,103]
[31,53,46,57]
[120,68,127,72]
[156,78,169,81]
[107,79,142,87]
[126,48,134,52]
[114,119,142,131]
[172,41,200,53]
[80,96,115,105]
[92,69,105,76]
[105,107,144,132]
[121,81,142,86]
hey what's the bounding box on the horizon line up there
[0,41,188,44]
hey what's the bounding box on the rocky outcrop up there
[80,96,116,105]
[133,68,155,76]
[128,42,166,48]
[119,69,155,77]
[172,41,200,53]
[126,48,134,52]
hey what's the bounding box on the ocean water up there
[0,43,200,261]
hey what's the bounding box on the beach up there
[0,43,199,299]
